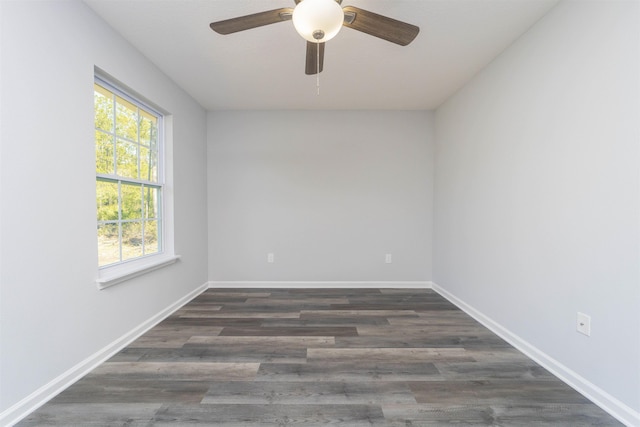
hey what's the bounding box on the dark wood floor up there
[20,288,621,426]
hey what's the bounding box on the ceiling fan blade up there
[305,41,325,75]
[210,8,293,35]
[341,6,419,46]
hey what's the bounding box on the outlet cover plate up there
[577,312,591,336]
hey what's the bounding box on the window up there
[94,78,163,268]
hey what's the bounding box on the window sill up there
[96,254,181,290]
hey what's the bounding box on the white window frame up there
[94,72,178,289]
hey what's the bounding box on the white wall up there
[434,0,639,421]
[0,0,208,418]
[208,111,433,283]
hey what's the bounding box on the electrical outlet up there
[267,253,274,263]
[385,254,392,264]
[577,312,591,336]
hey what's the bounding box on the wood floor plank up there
[409,380,592,405]
[307,347,476,363]
[357,324,495,335]
[185,335,335,347]
[434,361,556,380]
[219,326,359,336]
[19,288,622,426]
[490,403,624,426]
[301,309,419,317]
[88,362,260,381]
[383,403,618,426]
[393,290,440,296]
[152,403,387,426]
[333,302,458,308]
[336,334,511,348]
[201,381,416,405]
[244,297,351,305]
[161,317,265,327]
[261,316,392,327]
[48,378,210,404]
[256,362,443,382]
[178,311,301,319]
[118,347,309,364]
[19,403,161,426]
[382,403,502,426]
[217,303,339,312]
[461,347,545,363]
[137,325,224,336]
[200,291,272,298]
[173,305,223,315]
[128,334,202,349]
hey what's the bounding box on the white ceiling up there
[84,0,560,111]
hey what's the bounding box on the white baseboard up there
[208,281,433,289]
[431,282,640,427]
[0,282,209,427]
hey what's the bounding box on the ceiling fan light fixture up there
[292,0,344,43]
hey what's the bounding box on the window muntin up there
[94,79,163,268]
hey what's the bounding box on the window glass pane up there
[116,96,139,141]
[144,220,160,255]
[121,183,142,220]
[95,130,114,175]
[150,124,158,151]
[98,223,120,266]
[140,146,158,183]
[116,138,139,179]
[144,186,159,219]
[150,151,158,182]
[94,84,113,132]
[139,110,157,145]
[96,180,119,221]
[122,221,143,261]
[140,146,150,181]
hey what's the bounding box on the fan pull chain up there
[316,40,320,95]
[312,30,324,96]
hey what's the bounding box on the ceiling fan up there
[209,0,420,75]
